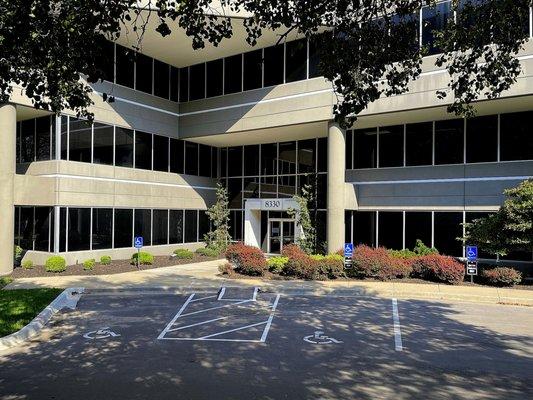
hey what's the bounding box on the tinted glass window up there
[346,132,353,169]
[353,211,377,247]
[69,118,92,163]
[34,207,52,252]
[115,127,134,168]
[309,36,321,78]
[20,120,35,163]
[466,115,498,163]
[68,208,90,251]
[152,209,169,245]
[93,123,114,165]
[243,145,260,176]
[286,39,307,83]
[169,210,184,244]
[98,40,115,82]
[278,175,296,198]
[406,122,433,166]
[435,119,464,165]
[153,135,169,172]
[261,143,277,176]
[92,208,112,250]
[134,209,152,246]
[354,128,377,169]
[59,207,66,252]
[434,212,463,256]
[422,1,452,55]
[243,177,260,200]
[60,117,68,160]
[317,137,328,172]
[316,174,327,209]
[170,66,179,102]
[185,210,198,242]
[154,59,169,99]
[378,212,403,250]
[19,207,33,250]
[35,117,51,161]
[465,212,494,258]
[170,139,184,174]
[227,178,243,208]
[278,142,297,175]
[224,54,242,94]
[116,45,134,88]
[264,44,284,86]
[298,139,316,174]
[500,111,533,161]
[135,53,153,94]
[227,146,243,177]
[379,125,403,168]
[185,142,199,175]
[198,211,210,242]
[179,67,189,102]
[211,147,218,178]
[199,144,211,177]
[206,59,223,98]
[114,209,133,248]
[405,212,432,250]
[135,131,152,170]
[243,49,263,91]
[260,176,277,199]
[189,63,205,101]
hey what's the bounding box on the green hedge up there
[83,259,96,270]
[174,248,194,259]
[131,252,154,265]
[195,247,220,258]
[100,255,112,265]
[45,256,66,273]
[22,260,34,270]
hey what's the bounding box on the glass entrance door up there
[268,219,295,254]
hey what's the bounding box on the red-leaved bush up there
[225,242,267,276]
[282,244,308,259]
[482,267,522,287]
[349,245,412,280]
[283,252,320,280]
[411,254,465,284]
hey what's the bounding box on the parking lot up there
[1,287,532,400]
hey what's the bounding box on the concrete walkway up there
[5,260,533,306]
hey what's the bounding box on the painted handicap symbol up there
[83,327,121,340]
[303,330,343,345]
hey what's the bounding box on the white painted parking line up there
[158,291,281,343]
[217,287,226,300]
[217,286,260,302]
[190,295,217,303]
[392,298,403,351]
[157,293,195,340]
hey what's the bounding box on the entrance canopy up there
[244,198,301,251]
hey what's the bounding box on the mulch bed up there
[10,255,222,278]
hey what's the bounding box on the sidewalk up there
[5,260,533,306]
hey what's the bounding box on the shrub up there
[315,254,345,280]
[349,246,412,280]
[389,249,417,259]
[195,247,220,258]
[174,248,194,259]
[83,259,96,270]
[284,252,320,280]
[411,254,464,284]
[131,251,154,265]
[482,267,522,287]
[281,244,307,259]
[14,245,23,264]
[218,263,234,276]
[267,256,289,274]
[45,256,66,273]
[413,239,439,256]
[225,242,268,276]
[100,255,112,265]
[21,260,34,269]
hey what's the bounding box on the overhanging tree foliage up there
[0,0,530,125]
[463,179,533,258]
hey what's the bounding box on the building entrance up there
[268,219,295,254]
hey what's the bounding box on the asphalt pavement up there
[1,287,532,400]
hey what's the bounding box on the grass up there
[0,288,62,337]
[0,277,13,289]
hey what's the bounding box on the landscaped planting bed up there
[221,242,528,288]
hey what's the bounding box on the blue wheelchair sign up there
[344,243,354,257]
[134,237,144,249]
[466,245,478,261]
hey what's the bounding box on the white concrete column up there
[327,121,346,254]
[0,104,16,275]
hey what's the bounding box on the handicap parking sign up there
[344,243,354,257]
[466,245,478,261]
[134,237,143,249]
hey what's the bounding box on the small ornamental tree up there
[289,183,317,255]
[205,182,231,252]
[464,179,533,258]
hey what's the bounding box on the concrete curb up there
[0,287,84,351]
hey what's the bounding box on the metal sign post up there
[466,245,478,283]
[134,237,143,269]
[344,243,354,269]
